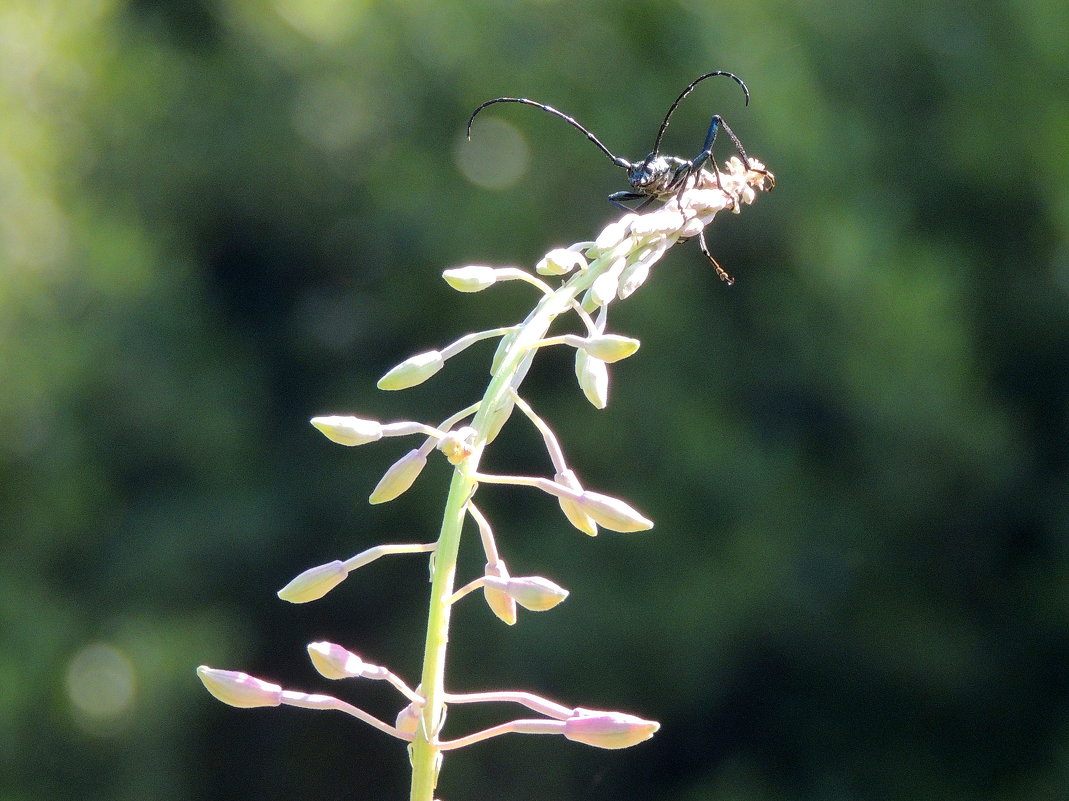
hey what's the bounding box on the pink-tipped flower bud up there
[306,641,365,680]
[573,491,653,533]
[310,415,383,446]
[554,469,598,537]
[536,248,587,276]
[575,350,609,409]
[482,561,517,625]
[197,666,283,709]
[277,560,348,603]
[442,265,500,292]
[579,334,640,363]
[377,351,445,390]
[369,449,427,504]
[563,710,660,749]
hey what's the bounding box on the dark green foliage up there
[2,1,1067,800]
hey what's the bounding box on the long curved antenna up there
[651,71,750,156]
[467,98,632,170]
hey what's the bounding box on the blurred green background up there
[2,0,1067,799]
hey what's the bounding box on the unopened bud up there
[484,575,569,611]
[574,491,653,533]
[277,560,348,603]
[369,449,427,504]
[575,350,609,409]
[555,469,598,537]
[443,265,499,292]
[377,351,445,390]
[307,641,365,680]
[197,666,283,709]
[579,334,640,363]
[483,561,517,625]
[535,248,587,276]
[395,702,421,735]
[311,415,383,447]
[589,270,620,308]
[563,710,660,749]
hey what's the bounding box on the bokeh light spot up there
[65,642,136,727]
[454,118,530,191]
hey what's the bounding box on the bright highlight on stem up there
[198,155,774,801]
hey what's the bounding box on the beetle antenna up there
[467,97,632,170]
[651,71,750,156]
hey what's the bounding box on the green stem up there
[407,247,618,801]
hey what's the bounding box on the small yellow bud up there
[377,351,445,390]
[197,666,283,709]
[442,265,499,292]
[555,469,598,536]
[369,449,427,504]
[438,426,477,465]
[575,350,609,409]
[535,248,587,276]
[277,560,348,603]
[395,702,421,735]
[310,415,383,447]
[307,641,365,680]
[483,575,569,611]
[482,561,517,625]
[580,334,640,363]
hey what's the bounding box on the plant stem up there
[408,253,609,801]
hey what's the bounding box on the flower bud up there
[277,560,348,603]
[395,701,421,735]
[563,710,660,749]
[554,469,598,537]
[589,270,620,308]
[579,334,640,363]
[483,561,517,626]
[483,575,569,611]
[197,666,283,709]
[442,265,499,292]
[377,351,445,390]
[369,449,427,504]
[594,217,634,251]
[535,248,586,276]
[573,491,653,533]
[575,350,609,409]
[311,415,383,447]
[307,641,365,680]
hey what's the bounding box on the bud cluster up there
[198,157,773,800]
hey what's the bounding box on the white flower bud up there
[197,666,283,709]
[575,350,609,409]
[554,469,598,537]
[306,641,365,680]
[589,270,620,308]
[535,248,587,276]
[442,265,499,292]
[573,491,653,532]
[563,710,660,749]
[277,560,348,603]
[311,415,383,447]
[377,351,445,390]
[579,334,640,363]
[369,449,427,504]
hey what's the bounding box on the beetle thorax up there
[627,154,674,194]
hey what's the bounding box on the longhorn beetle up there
[467,71,772,285]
